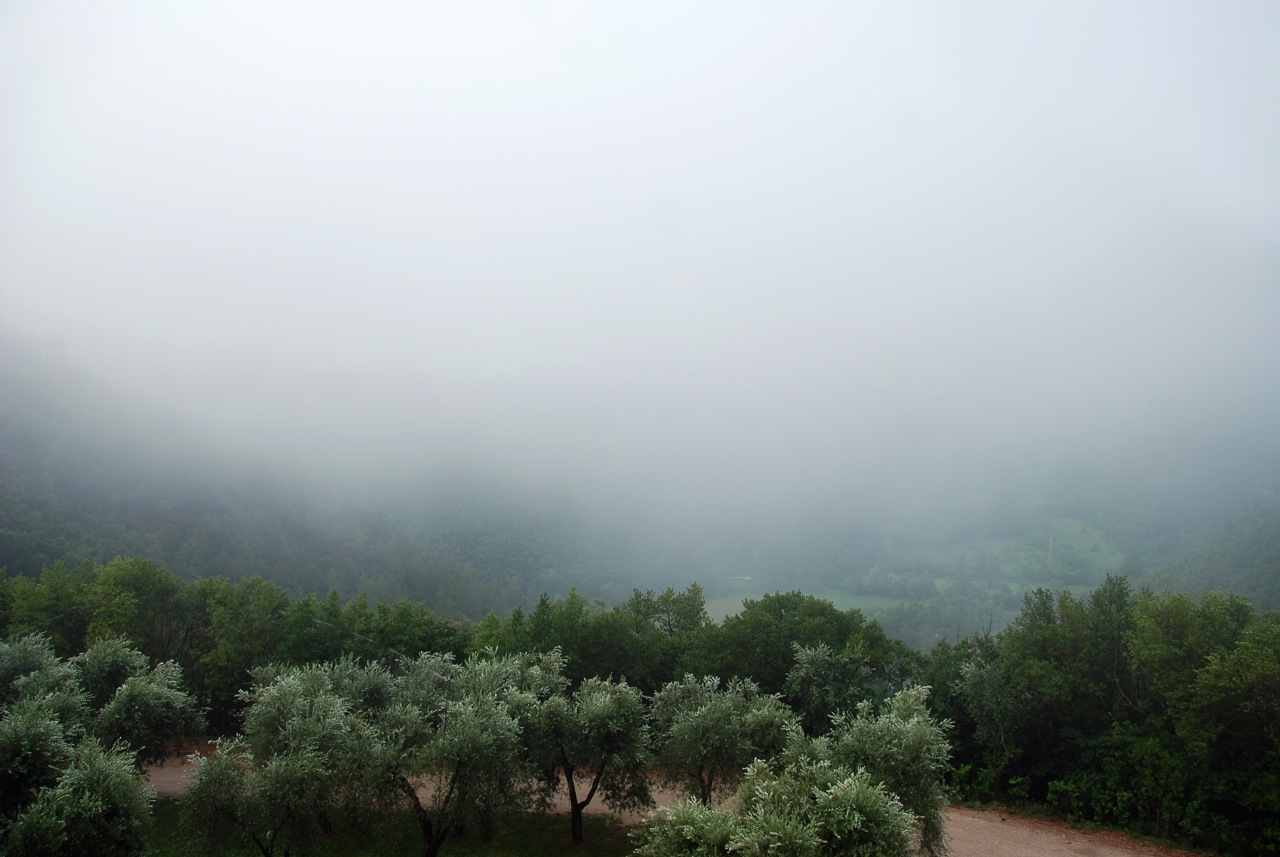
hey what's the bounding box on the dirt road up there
[943,806,1204,857]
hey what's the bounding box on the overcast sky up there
[2,2,1278,517]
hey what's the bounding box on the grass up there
[907,516,1126,582]
[703,515,1127,622]
[146,799,636,857]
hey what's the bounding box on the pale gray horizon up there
[3,2,1278,522]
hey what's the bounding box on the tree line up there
[0,558,917,732]
[926,575,1279,854]
[2,623,949,856]
[2,556,1278,855]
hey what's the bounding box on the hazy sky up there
[3,2,1278,516]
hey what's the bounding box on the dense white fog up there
[3,2,1278,523]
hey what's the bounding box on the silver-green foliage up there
[93,658,204,767]
[62,635,204,767]
[184,651,549,857]
[0,697,76,822]
[640,685,952,857]
[4,738,153,857]
[821,686,951,857]
[630,799,738,857]
[388,650,554,854]
[184,737,347,857]
[650,674,798,805]
[0,634,88,729]
[631,759,915,857]
[1,634,198,856]
[524,675,653,842]
[784,642,876,735]
[70,636,149,710]
[185,658,399,856]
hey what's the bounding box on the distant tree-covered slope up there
[0,330,537,614]
[0,329,891,610]
[5,326,1279,627]
[1141,506,1280,609]
[1041,427,1280,565]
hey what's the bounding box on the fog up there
[3,2,1278,529]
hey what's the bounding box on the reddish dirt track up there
[146,758,1206,856]
[146,756,200,798]
[942,806,1206,857]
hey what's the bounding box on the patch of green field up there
[1048,517,1127,570]
[705,594,749,620]
[905,517,1125,583]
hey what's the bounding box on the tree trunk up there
[424,828,449,857]
[575,765,606,844]
[249,831,274,857]
[397,775,440,857]
[563,758,586,845]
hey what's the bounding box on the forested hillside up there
[1141,507,1280,608]
[4,328,1279,643]
[0,332,598,615]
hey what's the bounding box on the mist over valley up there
[2,3,1278,644]
[4,324,1278,648]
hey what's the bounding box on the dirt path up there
[146,756,199,798]
[943,806,1205,857]
[147,759,1205,856]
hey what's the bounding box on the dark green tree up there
[682,592,902,695]
[83,557,188,661]
[187,576,289,731]
[6,561,96,656]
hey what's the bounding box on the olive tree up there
[631,757,915,857]
[4,738,153,857]
[185,651,558,857]
[523,675,653,843]
[0,697,75,829]
[183,669,371,857]
[363,648,569,857]
[784,642,876,735]
[650,674,797,805]
[816,685,952,857]
[385,656,528,857]
[1,634,198,856]
[72,638,204,767]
